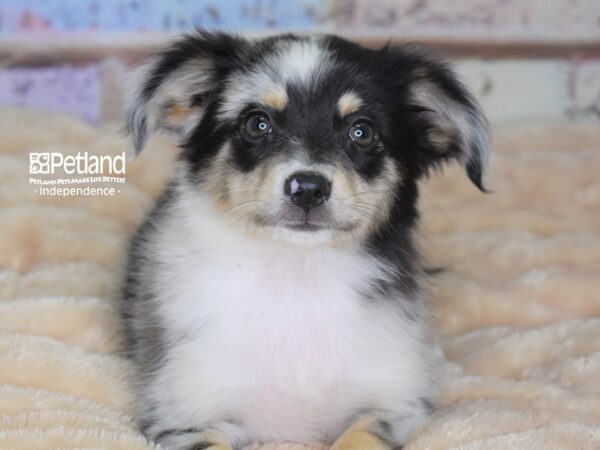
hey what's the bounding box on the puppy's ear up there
[126,31,247,154]
[393,48,491,190]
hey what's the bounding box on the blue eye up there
[349,122,375,147]
[243,113,272,140]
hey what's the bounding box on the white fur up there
[275,37,329,85]
[138,176,436,447]
[219,38,331,120]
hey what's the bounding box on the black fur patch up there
[421,397,436,415]
[120,185,176,376]
[154,427,201,442]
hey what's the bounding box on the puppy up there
[121,31,490,450]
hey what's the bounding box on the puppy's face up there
[129,33,489,246]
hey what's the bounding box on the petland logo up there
[30,152,126,175]
[29,151,127,197]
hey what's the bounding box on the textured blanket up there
[0,108,599,449]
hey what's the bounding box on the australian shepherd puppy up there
[121,31,490,450]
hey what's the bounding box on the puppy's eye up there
[349,122,376,147]
[242,113,272,141]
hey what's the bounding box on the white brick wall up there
[569,59,600,120]
[455,60,571,123]
[331,0,600,43]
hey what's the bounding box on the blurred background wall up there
[0,0,598,126]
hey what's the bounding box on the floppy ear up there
[126,31,247,154]
[401,50,491,190]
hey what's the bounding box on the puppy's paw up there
[330,431,390,450]
[331,418,392,450]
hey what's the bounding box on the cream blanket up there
[0,108,599,449]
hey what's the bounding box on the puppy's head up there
[128,31,490,246]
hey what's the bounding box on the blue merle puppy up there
[121,31,490,450]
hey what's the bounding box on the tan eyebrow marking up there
[338,92,363,117]
[262,86,288,111]
[164,101,192,123]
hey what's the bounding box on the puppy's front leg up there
[330,416,393,450]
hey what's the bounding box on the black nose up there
[285,172,331,213]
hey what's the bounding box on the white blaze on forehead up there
[277,38,328,84]
[219,37,331,120]
[337,91,363,117]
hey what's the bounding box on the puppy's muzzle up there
[285,172,331,214]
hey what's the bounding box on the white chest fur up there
[146,199,432,444]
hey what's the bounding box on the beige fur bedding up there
[0,107,599,449]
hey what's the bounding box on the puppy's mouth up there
[271,216,357,233]
[252,203,359,234]
[281,220,333,232]
[254,214,355,234]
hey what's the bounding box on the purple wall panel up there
[0,0,324,34]
[0,65,101,123]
